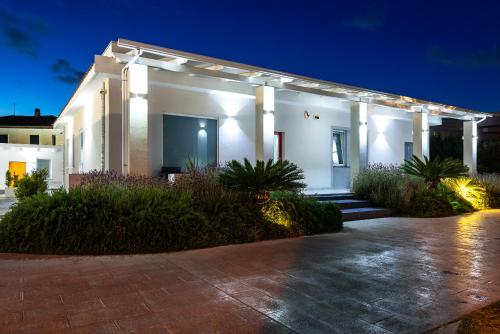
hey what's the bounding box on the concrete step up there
[341,207,393,221]
[328,199,372,209]
[311,193,356,201]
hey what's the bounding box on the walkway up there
[1,210,499,333]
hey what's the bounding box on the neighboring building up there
[54,39,491,191]
[0,108,64,191]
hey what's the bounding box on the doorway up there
[274,132,284,162]
[8,161,26,186]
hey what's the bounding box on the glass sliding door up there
[163,115,217,171]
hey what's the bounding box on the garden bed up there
[0,162,342,255]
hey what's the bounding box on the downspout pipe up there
[476,115,487,124]
[121,48,143,175]
[99,83,107,172]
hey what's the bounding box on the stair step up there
[341,207,392,221]
[328,199,371,209]
[311,193,356,201]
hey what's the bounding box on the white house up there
[54,39,489,192]
[0,109,64,192]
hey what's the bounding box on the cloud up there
[429,46,500,69]
[344,13,385,31]
[0,7,50,57]
[51,59,85,84]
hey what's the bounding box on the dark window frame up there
[29,135,39,145]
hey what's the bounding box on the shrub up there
[353,163,466,217]
[441,177,487,210]
[472,173,500,208]
[219,158,305,203]
[402,186,455,217]
[4,170,19,188]
[352,164,407,208]
[14,169,48,200]
[263,192,342,236]
[0,186,213,254]
[0,171,342,255]
[401,155,469,189]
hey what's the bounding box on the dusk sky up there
[0,0,499,116]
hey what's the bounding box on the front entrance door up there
[273,132,284,162]
[8,161,26,186]
[331,129,350,190]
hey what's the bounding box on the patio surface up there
[1,210,499,333]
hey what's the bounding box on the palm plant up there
[401,155,469,189]
[219,158,305,203]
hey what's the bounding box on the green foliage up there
[14,169,48,200]
[401,155,469,188]
[4,170,19,188]
[0,186,212,254]
[437,183,474,213]
[0,171,341,255]
[472,173,500,208]
[402,186,455,217]
[219,158,305,203]
[263,192,342,236]
[5,170,12,188]
[353,163,474,217]
[352,164,408,208]
[441,177,487,210]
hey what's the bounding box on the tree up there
[219,158,305,203]
[401,155,469,189]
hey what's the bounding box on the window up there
[80,130,84,149]
[404,142,413,162]
[79,130,84,172]
[163,115,217,171]
[52,135,56,146]
[30,135,39,145]
[273,132,284,162]
[37,159,51,178]
[0,134,7,143]
[332,130,347,166]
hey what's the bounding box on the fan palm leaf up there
[401,155,469,188]
[219,158,305,203]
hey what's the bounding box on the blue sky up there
[0,0,499,116]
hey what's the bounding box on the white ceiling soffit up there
[114,39,490,119]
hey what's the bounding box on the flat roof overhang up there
[58,38,493,121]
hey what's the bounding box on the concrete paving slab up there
[0,210,499,333]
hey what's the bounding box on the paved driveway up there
[0,210,499,333]
[0,197,16,218]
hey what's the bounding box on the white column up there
[463,120,477,174]
[350,102,368,183]
[255,86,275,162]
[125,63,149,175]
[412,111,430,160]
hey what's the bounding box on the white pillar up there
[463,120,477,174]
[412,111,430,160]
[350,102,368,183]
[124,63,149,175]
[255,86,275,162]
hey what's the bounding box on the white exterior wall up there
[0,144,63,190]
[275,92,350,189]
[54,55,453,191]
[148,70,257,175]
[368,106,413,165]
[61,81,105,175]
